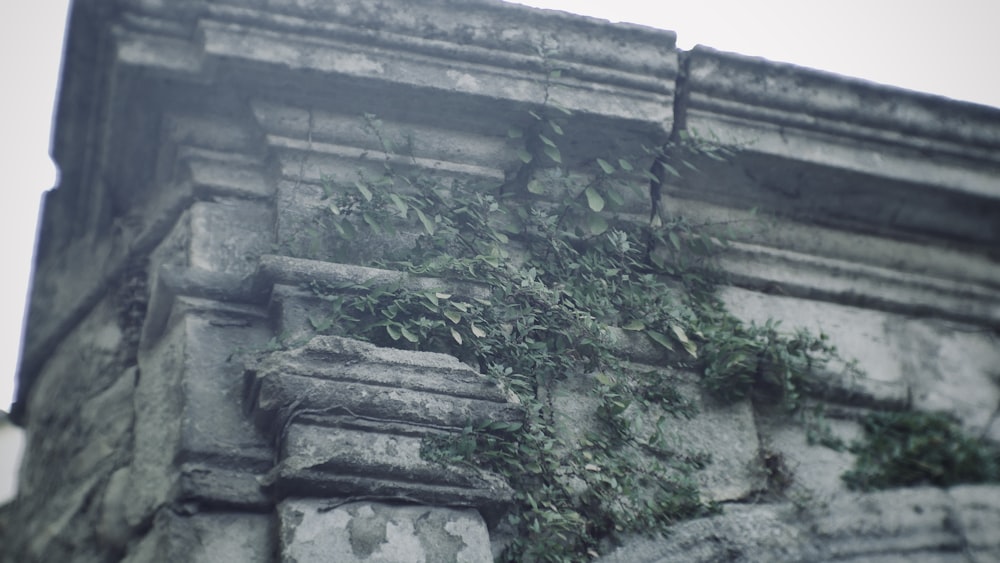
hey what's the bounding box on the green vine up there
[287,107,860,561]
[842,410,1000,491]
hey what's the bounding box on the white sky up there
[1,1,999,412]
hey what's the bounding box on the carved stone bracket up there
[245,334,522,517]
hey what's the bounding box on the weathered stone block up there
[950,485,1000,558]
[597,503,806,563]
[270,421,513,512]
[551,366,762,503]
[128,307,272,526]
[122,509,273,563]
[600,486,1000,562]
[247,335,518,511]
[149,197,273,279]
[279,499,491,563]
[248,335,519,432]
[814,486,961,558]
[722,286,1000,439]
[755,410,860,500]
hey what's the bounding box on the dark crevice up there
[648,49,693,226]
[670,49,693,143]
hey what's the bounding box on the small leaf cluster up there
[698,316,841,411]
[842,411,1000,491]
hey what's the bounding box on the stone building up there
[2,0,999,561]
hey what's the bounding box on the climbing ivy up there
[292,108,858,561]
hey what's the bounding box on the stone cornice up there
[686,46,1000,164]
[680,46,1000,250]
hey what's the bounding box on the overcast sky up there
[1,1,999,411]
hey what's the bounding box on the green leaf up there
[646,330,675,351]
[308,316,332,331]
[389,193,408,216]
[362,212,382,234]
[517,148,533,164]
[450,328,463,345]
[587,213,608,235]
[682,339,698,359]
[354,181,373,202]
[386,325,402,341]
[400,326,419,343]
[617,158,634,171]
[529,110,542,121]
[327,203,341,216]
[507,127,523,139]
[668,231,682,251]
[334,218,356,240]
[414,208,435,235]
[606,188,625,207]
[527,180,545,195]
[621,320,645,331]
[585,187,605,212]
[543,144,562,164]
[538,134,557,148]
[444,310,462,324]
[549,121,564,135]
[596,158,615,174]
[658,160,681,178]
[471,324,487,338]
[670,323,690,343]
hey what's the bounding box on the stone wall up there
[2,0,999,561]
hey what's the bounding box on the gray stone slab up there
[814,487,961,558]
[123,509,273,563]
[722,286,1000,439]
[269,421,513,511]
[600,486,1000,562]
[946,485,1000,558]
[756,411,861,501]
[280,423,490,490]
[248,336,521,434]
[279,499,491,563]
[550,366,762,503]
[129,308,273,526]
[682,46,1000,247]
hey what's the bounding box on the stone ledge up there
[684,46,1000,165]
[252,254,490,300]
[720,241,1000,329]
[278,498,492,563]
[247,336,522,432]
[246,336,521,512]
[598,485,1000,562]
[681,46,1000,249]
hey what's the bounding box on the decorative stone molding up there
[5,0,1000,561]
[245,335,520,513]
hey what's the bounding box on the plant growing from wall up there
[290,106,859,561]
[842,410,1000,491]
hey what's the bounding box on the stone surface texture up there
[279,499,492,563]
[2,0,999,561]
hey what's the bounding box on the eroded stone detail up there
[246,334,520,511]
[279,499,491,563]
